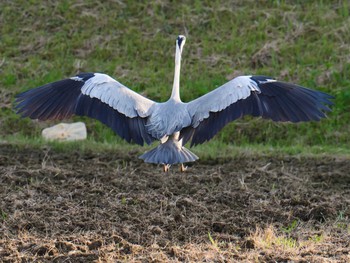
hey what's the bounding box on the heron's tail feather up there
[139,140,198,165]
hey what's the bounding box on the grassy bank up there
[1,0,349,149]
[2,135,349,163]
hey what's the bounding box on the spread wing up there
[184,75,334,146]
[15,72,156,145]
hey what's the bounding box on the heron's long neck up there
[171,49,181,101]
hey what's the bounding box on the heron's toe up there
[163,164,171,172]
[180,164,188,172]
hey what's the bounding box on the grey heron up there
[15,35,333,172]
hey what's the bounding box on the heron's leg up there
[163,164,171,172]
[180,164,187,172]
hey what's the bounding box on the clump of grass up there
[281,219,299,234]
[249,224,331,258]
[208,232,218,249]
[251,225,299,252]
[0,209,8,221]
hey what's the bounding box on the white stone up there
[42,122,87,141]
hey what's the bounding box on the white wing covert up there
[79,73,154,118]
[187,76,260,127]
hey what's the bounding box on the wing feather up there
[184,75,333,146]
[15,72,156,145]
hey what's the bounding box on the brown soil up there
[0,144,349,262]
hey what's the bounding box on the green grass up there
[2,135,349,163]
[1,1,349,151]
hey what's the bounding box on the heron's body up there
[146,100,191,139]
[15,35,333,171]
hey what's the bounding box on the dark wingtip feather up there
[14,73,96,120]
[14,79,84,120]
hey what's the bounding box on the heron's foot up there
[163,164,171,172]
[180,164,188,172]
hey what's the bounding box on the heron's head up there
[176,35,186,54]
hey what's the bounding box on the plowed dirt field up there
[1,145,349,262]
